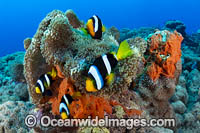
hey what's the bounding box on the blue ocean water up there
[0,0,199,57]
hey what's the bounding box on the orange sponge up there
[49,78,112,118]
[49,78,75,115]
[147,62,162,81]
[147,31,183,81]
[69,95,112,119]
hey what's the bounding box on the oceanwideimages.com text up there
[25,114,176,129]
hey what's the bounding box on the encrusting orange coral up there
[49,77,142,119]
[147,31,183,81]
[49,77,112,118]
[69,95,112,119]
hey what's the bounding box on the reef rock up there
[171,33,200,132]
[177,102,200,132]
[187,69,200,108]
[171,101,186,114]
[136,30,183,123]
[0,52,29,104]
[120,27,156,41]
[0,82,29,103]
[171,84,188,105]
[24,9,120,103]
[182,49,200,71]
[24,38,32,50]
[65,9,83,28]
[0,52,25,83]
[0,101,33,133]
[165,20,186,37]
[186,32,200,47]
[24,9,147,104]
[108,26,120,42]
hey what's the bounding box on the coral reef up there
[187,69,200,107]
[49,77,115,119]
[1,12,200,132]
[21,8,192,132]
[171,101,186,114]
[1,9,199,132]
[0,52,32,132]
[171,69,200,132]
[0,52,29,103]
[186,32,200,47]
[169,28,200,132]
[0,52,25,82]
[165,20,186,37]
[120,27,157,41]
[0,101,33,132]
[8,53,26,82]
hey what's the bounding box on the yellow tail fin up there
[116,40,133,60]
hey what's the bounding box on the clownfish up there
[59,92,82,119]
[35,68,57,96]
[84,15,106,39]
[86,40,133,92]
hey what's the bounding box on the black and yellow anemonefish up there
[35,68,57,96]
[86,40,133,92]
[86,15,106,39]
[59,92,82,119]
[59,94,73,119]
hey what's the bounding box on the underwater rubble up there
[0,10,200,133]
